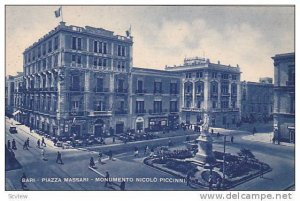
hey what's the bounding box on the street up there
[5,118,294,191]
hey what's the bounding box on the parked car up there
[55,141,63,147]
[73,139,84,147]
[9,126,17,134]
[62,141,72,149]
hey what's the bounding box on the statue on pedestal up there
[193,113,215,165]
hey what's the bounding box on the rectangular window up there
[137,80,143,91]
[42,59,46,69]
[54,36,59,50]
[96,78,103,92]
[38,46,41,58]
[72,37,77,50]
[42,44,46,55]
[72,55,76,63]
[121,46,125,56]
[77,55,81,64]
[117,45,121,56]
[153,101,162,113]
[77,38,82,50]
[48,40,52,53]
[71,75,80,89]
[94,41,98,53]
[136,101,145,113]
[72,101,79,110]
[221,74,229,79]
[154,82,162,93]
[97,58,102,67]
[103,59,107,67]
[93,57,97,67]
[103,42,107,54]
[232,74,237,80]
[99,42,102,53]
[47,57,52,68]
[54,54,58,67]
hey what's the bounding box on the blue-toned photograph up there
[5,5,295,191]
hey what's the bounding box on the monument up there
[191,113,215,165]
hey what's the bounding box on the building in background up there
[21,22,133,137]
[241,79,273,123]
[5,75,16,117]
[12,72,24,122]
[272,52,295,143]
[165,57,241,128]
[131,67,181,133]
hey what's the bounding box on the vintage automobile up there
[62,141,72,149]
[9,126,18,134]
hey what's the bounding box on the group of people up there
[7,139,17,150]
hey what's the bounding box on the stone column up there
[182,81,185,108]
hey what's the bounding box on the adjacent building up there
[241,79,274,123]
[272,52,295,143]
[131,67,181,132]
[5,75,16,117]
[165,57,241,128]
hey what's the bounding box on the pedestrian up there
[41,137,46,147]
[108,150,113,160]
[20,172,27,190]
[208,175,213,191]
[260,163,264,178]
[134,147,139,157]
[253,127,257,135]
[168,138,172,147]
[23,141,28,150]
[211,129,214,134]
[112,136,115,143]
[144,145,149,156]
[98,151,103,164]
[7,140,11,150]
[150,148,154,158]
[230,136,234,143]
[37,139,40,148]
[26,138,30,148]
[104,171,110,187]
[120,181,126,190]
[41,148,46,160]
[216,178,222,190]
[272,136,276,144]
[12,139,17,150]
[56,151,63,164]
[89,157,95,168]
[217,132,220,138]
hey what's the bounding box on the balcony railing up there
[69,86,84,92]
[185,91,192,96]
[196,91,204,97]
[114,110,128,115]
[153,90,163,94]
[69,111,85,116]
[89,110,112,116]
[135,89,147,94]
[115,88,128,93]
[94,87,109,93]
[221,92,230,96]
[211,108,239,112]
[149,109,167,115]
[135,109,146,114]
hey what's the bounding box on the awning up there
[12,110,21,116]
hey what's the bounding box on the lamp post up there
[222,135,226,186]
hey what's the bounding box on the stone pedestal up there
[193,131,215,165]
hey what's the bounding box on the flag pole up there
[61,6,64,22]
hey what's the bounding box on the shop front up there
[149,116,168,132]
[168,114,179,130]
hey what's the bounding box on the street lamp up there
[222,135,226,186]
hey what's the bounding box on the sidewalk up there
[242,132,295,147]
[6,119,57,149]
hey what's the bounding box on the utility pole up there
[223,135,226,184]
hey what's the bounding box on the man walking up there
[41,137,46,147]
[56,151,63,164]
[41,148,46,160]
[7,140,11,150]
[12,139,17,150]
[98,151,103,164]
[230,136,234,143]
[37,139,41,148]
[26,138,30,148]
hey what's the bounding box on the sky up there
[5,5,295,81]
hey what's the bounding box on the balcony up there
[149,109,167,115]
[135,109,146,114]
[69,111,85,116]
[114,110,128,115]
[88,110,112,116]
[115,88,128,93]
[69,86,84,92]
[182,107,206,112]
[94,88,109,93]
[153,90,163,94]
[221,92,230,96]
[135,89,147,94]
[211,108,239,113]
[196,91,204,97]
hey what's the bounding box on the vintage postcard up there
[5,5,295,193]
